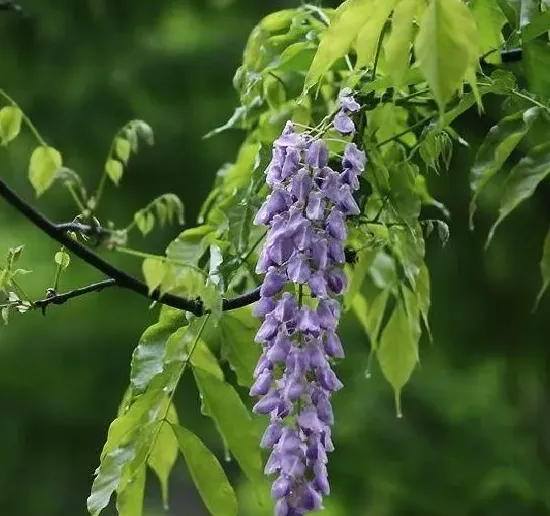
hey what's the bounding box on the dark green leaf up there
[524,39,550,101]
[193,367,263,485]
[470,107,540,228]
[522,10,550,41]
[172,424,238,516]
[488,142,550,244]
[535,225,550,307]
[520,0,538,28]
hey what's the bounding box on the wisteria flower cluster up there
[251,92,366,515]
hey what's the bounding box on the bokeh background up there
[1,1,550,515]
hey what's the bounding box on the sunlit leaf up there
[488,142,550,244]
[522,9,550,41]
[384,0,418,87]
[106,159,123,185]
[193,367,263,484]
[470,107,540,228]
[28,146,63,197]
[355,0,396,69]
[134,210,155,236]
[115,137,132,164]
[416,262,431,339]
[520,0,538,28]
[142,258,165,295]
[305,0,373,90]
[116,464,145,516]
[415,0,479,109]
[167,226,213,265]
[219,308,261,387]
[54,251,70,270]
[87,446,135,516]
[172,424,238,516]
[523,39,550,102]
[148,404,178,509]
[369,251,397,290]
[378,301,419,416]
[352,288,391,350]
[0,105,22,144]
[470,0,505,59]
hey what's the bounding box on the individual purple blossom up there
[251,111,365,515]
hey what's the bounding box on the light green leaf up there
[344,249,376,310]
[0,106,22,144]
[106,159,123,185]
[115,137,132,164]
[415,0,479,109]
[378,301,419,416]
[352,288,391,350]
[54,251,70,270]
[87,446,135,516]
[116,464,145,516]
[134,210,155,236]
[166,226,213,265]
[369,251,397,289]
[193,367,263,485]
[28,146,63,197]
[172,424,238,516]
[219,308,261,387]
[130,313,187,393]
[142,258,165,295]
[470,107,540,228]
[520,0,538,28]
[305,0,373,90]
[355,0,396,69]
[535,226,550,308]
[488,142,550,244]
[148,404,179,509]
[522,10,550,42]
[470,0,506,58]
[496,0,520,26]
[416,262,431,340]
[524,39,550,102]
[384,0,418,87]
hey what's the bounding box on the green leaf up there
[54,251,70,270]
[130,313,187,393]
[116,464,145,516]
[535,226,550,307]
[470,108,540,228]
[369,251,398,290]
[115,137,132,164]
[470,0,506,58]
[172,424,238,516]
[384,0,418,87]
[344,249,376,310]
[488,142,550,244]
[355,0,396,69]
[87,446,135,516]
[522,10,550,42]
[148,404,179,509]
[352,288,391,350]
[416,262,431,339]
[142,258,165,295]
[415,0,479,109]
[0,105,22,144]
[305,0,373,90]
[134,210,155,236]
[193,367,263,485]
[28,146,63,197]
[496,0,520,26]
[106,159,124,185]
[167,226,213,265]
[524,39,550,101]
[378,301,419,416]
[520,0,538,28]
[219,308,261,387]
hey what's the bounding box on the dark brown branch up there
[33,279,117,314]
[0,176,260,316]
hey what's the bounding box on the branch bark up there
[0,177,260,316]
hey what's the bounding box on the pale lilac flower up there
[251,111,365,515]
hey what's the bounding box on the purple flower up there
[339,88,361,112]
[251,114,366,515]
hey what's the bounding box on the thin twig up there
[33,279,117,312]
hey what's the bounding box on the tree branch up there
[0,176,260,316]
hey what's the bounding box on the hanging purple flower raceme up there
[251,91,365,516]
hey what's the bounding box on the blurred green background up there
[1,1,550,515]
